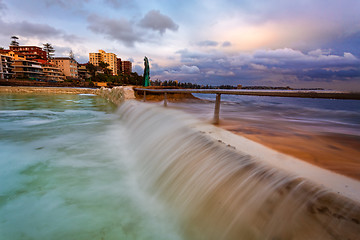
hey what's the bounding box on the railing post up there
[143,91,146,102]
[164,92,168,107]
[213,93,221,124]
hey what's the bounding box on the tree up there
[43,43,55,60]
[129,72,143,85]
[99,61,109,69]
[86,62,97,78]
[69,50,75,60]
[99,61,112,75]
[10,36,19,46]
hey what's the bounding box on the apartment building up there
[117,58,122,75]
[78,64,91,80]
[89,50,117,75]
[121,61,132,75]
[42,63,65,82]
[0,49,25,60]
[50,57,78,79]
[13,59,44,80]
[9,46,47,61]
[0,54,14,79]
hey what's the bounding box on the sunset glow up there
[0,0,359,90]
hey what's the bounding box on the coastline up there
[0,86,98,95]
[2,85,360,238]
[2,85,359,195]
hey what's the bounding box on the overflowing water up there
[169,94,360,180]
[1,93,359,240]
[119,100,360,240]
[0,94,182,240]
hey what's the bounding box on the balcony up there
[15,70,44,74]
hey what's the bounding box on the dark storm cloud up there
[161,47,360,87]
[87,14,142,47]
[139,10,179,35]
[303,68,360,80]
[236,49,360,84]
[87,10,179,47]
[0,18,81,42]
[323,31,360,58]
[251,48,359,69]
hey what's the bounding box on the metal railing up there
[134,88,360,124]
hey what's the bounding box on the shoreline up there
[2,86,359,192]
[0,86,98,94]
[219,119,360,181]
[2,87,360,239]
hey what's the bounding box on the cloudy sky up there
[1,0,359,90]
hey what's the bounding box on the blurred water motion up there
[120,101,360,240]
[173,94,360,180]
[1,93,359,240]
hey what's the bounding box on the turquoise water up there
[0,94,182,240]
[2,94,359,240]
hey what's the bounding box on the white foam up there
[194,122,360,202]
[78,94,97,96]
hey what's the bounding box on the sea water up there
[1,93,359,240]
[0,94,182,240]
[190,93,360,135]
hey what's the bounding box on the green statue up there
[143,56,150,87]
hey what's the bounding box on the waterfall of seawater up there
[119,101,360,240]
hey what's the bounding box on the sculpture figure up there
[143,56,150,87]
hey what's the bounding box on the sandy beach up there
[219,119,360,181]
